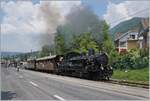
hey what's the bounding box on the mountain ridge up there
[1,51,22,57]
[110,17,143,40]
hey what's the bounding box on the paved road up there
[1,66,149,100]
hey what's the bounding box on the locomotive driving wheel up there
[106,76,110,81]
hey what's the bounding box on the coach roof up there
[36,55,57,61]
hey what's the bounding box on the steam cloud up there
[38,2,63,47]
[57,5,103,47]
[39,2,103,48]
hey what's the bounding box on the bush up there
[112,49,149,70]
[133,57,149,69]
[108,50,120,65]
[139,48,149,57]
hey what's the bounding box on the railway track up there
[107,79,149,89]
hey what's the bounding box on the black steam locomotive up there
[57,49,113,80]
[26,49,113,80]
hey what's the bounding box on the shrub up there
[139,48,149,57]
[108,50,120,65]
[133,57,149,69]
[112,49,149,70]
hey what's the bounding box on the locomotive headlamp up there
[85,66,88,70]
[69,62,72,66]
[100,66,104,70]
[110,66,113,70]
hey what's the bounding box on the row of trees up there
[37,21,115,63]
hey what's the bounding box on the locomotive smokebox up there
[88,48,95,56]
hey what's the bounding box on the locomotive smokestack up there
[88,48,95,56]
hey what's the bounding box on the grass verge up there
[112,67,149,84]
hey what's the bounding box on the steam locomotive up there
[26,49,113,80]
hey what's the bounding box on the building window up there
[130,35,135,39]
[120,41,126,47]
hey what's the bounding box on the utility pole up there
[30,49,32,59]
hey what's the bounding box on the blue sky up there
[1,0,149,52]
[82,0,108,17]
[82,0,123,16]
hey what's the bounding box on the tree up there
[71,32,99,53]
[102,21,114,54]
[54,33,66,55]
[39,45,51,57]
[101,20,118,65]
[102,21,110,41]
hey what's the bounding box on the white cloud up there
[1,0,81,52]
[1,1,45,35]
[104,1,150,28]
[1,1,81,35]
[49,1,81,16]
[1,33,41,52]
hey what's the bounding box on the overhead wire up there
[109,8,149,25]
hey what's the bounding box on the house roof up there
[115,31,131,41]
